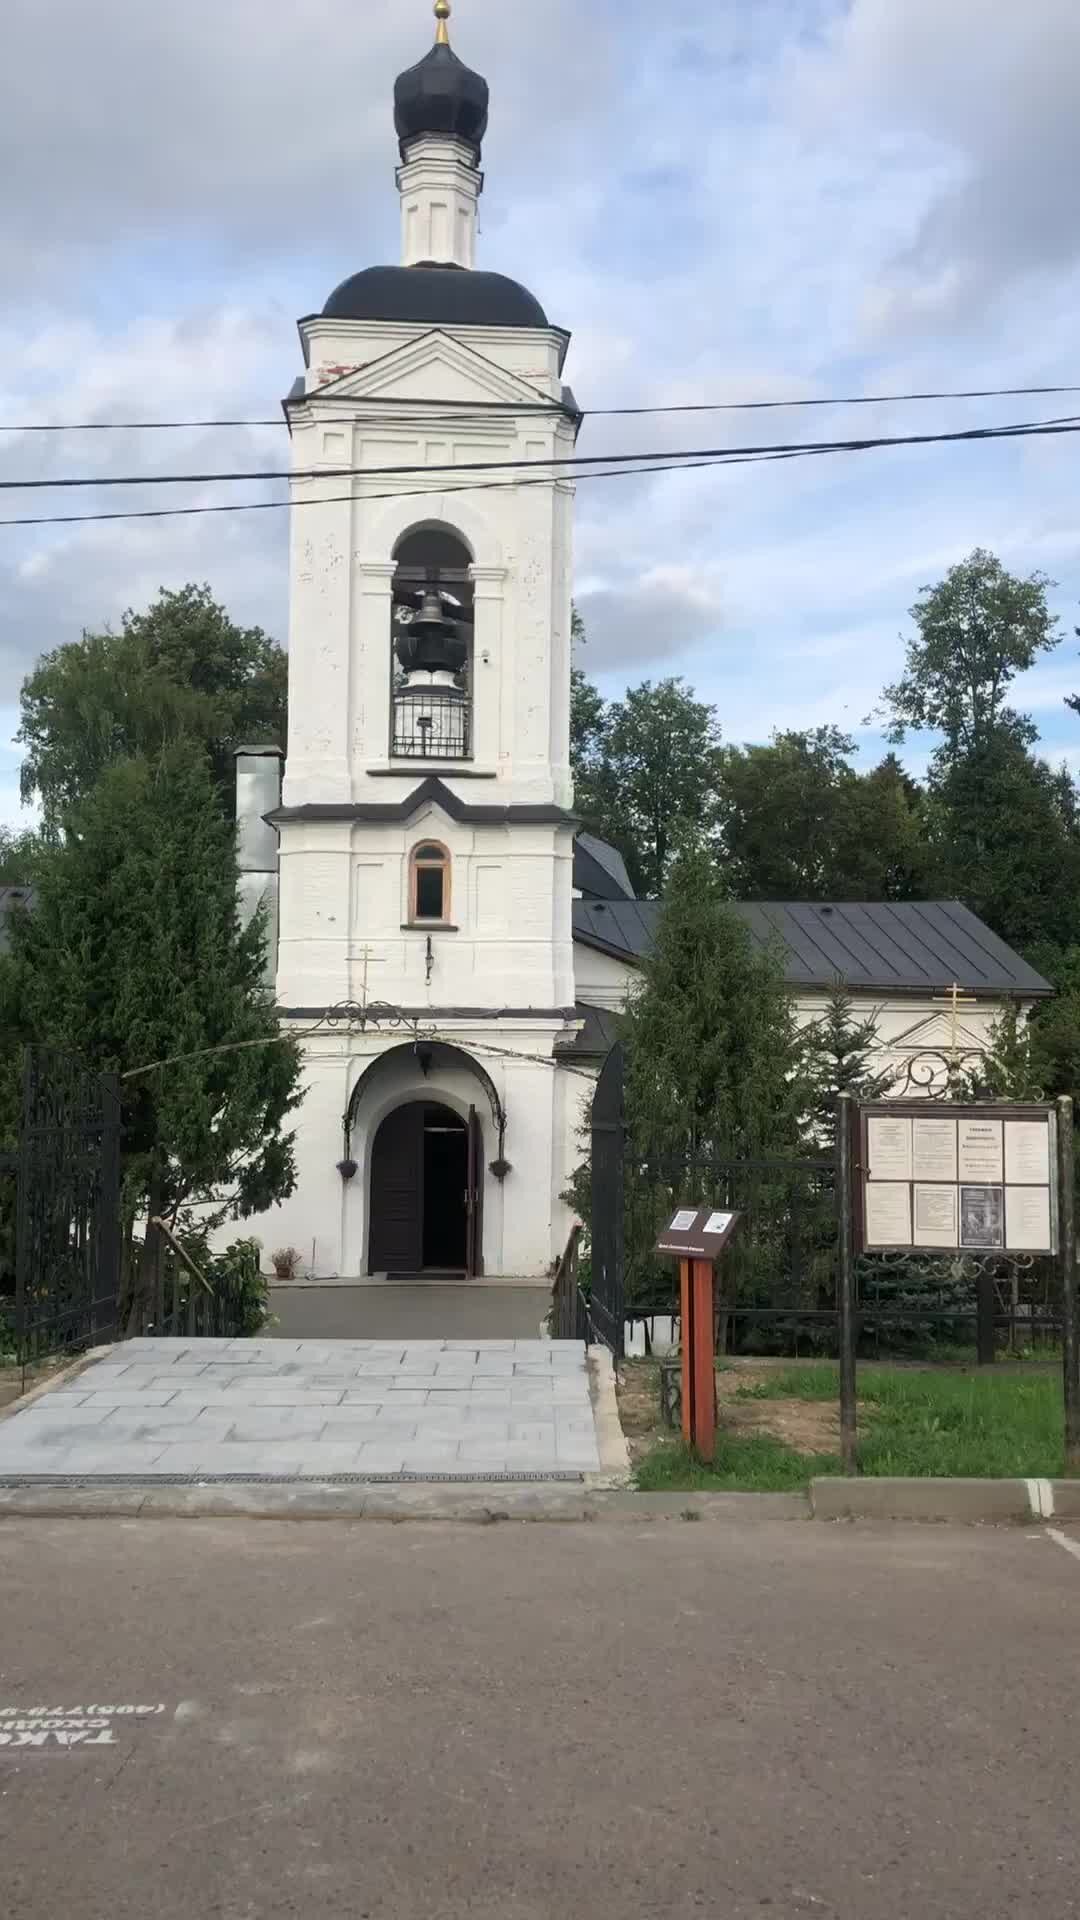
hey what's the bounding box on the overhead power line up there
[3,381,1080,434]
[0,450,815,527]
[1,416,1077,530]
[0,412,1077,494]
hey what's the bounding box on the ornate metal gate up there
[589,1043,626,1356]
[3,1048,122,1368]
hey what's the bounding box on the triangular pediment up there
[307,330,550,411]
[891,1010,988,1052]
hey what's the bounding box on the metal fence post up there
[589,1044,626,1358]
[97,1073,121,1342]
[837,1093,858,1475]
[1057,1096,1079,1471]
[976,1269,996,1367]
[13,1046,33,1377]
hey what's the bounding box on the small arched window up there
[410,842,451,924]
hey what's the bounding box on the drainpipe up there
[234,745,283,991]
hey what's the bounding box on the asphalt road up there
[2,1516,1079,1918]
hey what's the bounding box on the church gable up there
[885,1009,993,1055]
[305,329,551,412]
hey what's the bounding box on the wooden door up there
[368,1105,424,1275]
[465,1106,485,1279]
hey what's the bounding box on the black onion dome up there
[322,263,548,329]
[394,42,489,161]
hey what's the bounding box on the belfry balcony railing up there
[391,686,471,760]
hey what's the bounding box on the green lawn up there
[636,1363,1066,1491]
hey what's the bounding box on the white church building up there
[235,5,1052,1283]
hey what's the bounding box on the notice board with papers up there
[857,1102,1057,1256]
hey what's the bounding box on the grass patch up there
[856,1367,1063,1479]
[635,1362,1066,1488]
[637,1432,840,1493]
[735,1364,848,1404]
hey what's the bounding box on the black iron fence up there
[1,1048,122,1371]
[585,1047,1067,1362]
[623,1149,841,1354]
[126,1221,269,1341]
[1,1048,265,1377]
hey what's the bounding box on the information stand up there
[655,1208,743,1460]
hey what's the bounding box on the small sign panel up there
[858,1102,1057,1256]
[655,1206,743,1263]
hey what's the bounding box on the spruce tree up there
[804,983,894,1134]
[5,742,302,1295]
[623,849,807,1161]
[618,851,810,1326]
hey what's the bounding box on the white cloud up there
[799,0,1080,330]
[2,0,1080,824]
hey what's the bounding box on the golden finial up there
[434,0,451,45]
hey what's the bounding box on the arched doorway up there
[368,1101,485,1277]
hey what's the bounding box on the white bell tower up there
[259,2,584,1281]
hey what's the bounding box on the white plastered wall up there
[240,1022,576,1280]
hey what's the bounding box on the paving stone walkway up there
[0,1339,600,1480]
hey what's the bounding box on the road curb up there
[0,1482,808,1524]
[0,1472,1076,1527]
[808,1476,1079,1525]
[587,1347,632,1483]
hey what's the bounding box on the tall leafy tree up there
[924,736,1080,953]
[846,754,928,900]
[2,742,302,1299]
[568,606,616,843]
[879,549,1077,953]
[0,827,39,886]
[882,547,1060,765]
[717,729,927,900]
[18,584,287,829]
[579,677,722,897]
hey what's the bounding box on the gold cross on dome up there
[434,1,451,44]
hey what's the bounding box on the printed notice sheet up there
[1004,1120,1050,1186]
[958,1118,1004,1184]
[960,1186,1004,1250]
[867,1116,912,1182]
[913,1183,959,1248]
[912,1117,958,1183]
[864,1182,912,1247]
[1004,1186,1053,1253]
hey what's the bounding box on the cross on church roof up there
[434,0,451,45]
[932,980,979,1065]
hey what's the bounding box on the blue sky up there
[2,0,1080,828]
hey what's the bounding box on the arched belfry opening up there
[391,527,475,761]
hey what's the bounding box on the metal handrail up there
[551,1222,584,1341]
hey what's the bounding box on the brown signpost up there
[655,1207,743,1460]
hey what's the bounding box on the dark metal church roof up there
[571,898,1053,998]
[574,833,635,902]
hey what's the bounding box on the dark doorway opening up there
[423,1109,468,1271]
[369,1101,480,1278]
